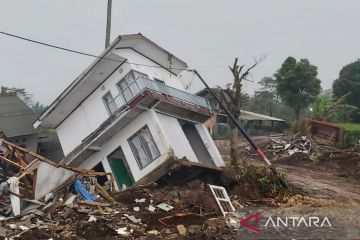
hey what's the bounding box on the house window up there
[128,126,160,169]
[117,71,148,103]
[103,92,118,115]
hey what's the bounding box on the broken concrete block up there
[124,214,141,223]
[135,198,146,203]
[176,224,186,235]
[147,205,155,212]
[147,230,159,235]
[88,215,97,222]
[63,194,76,205]
[156,203,174,211]
[8,177,20,216]
[18,225,29,231]
[116,227,130,236]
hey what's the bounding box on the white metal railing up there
[108,75,210,114]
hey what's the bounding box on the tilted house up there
[34,34,224,190]
[0,92,38,152]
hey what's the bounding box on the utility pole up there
[193,70,287,188]
[105,0,112,49]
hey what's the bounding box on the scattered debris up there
[135,198,146,203]
[0,135,354,239]
[124,214,142,223]
[265,134,320,158]
[147,205,156,212]
[116,227,129,235]
[156,202,174,212]
[147,229,159,235]
[87,215,97,222]
[176,224,187,235]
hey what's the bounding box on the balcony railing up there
[108,76,210,115]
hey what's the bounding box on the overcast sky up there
[0,0,359,105]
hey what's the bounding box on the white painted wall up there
[155,112,198,162]
[77,110,171,183]
[195,124,225,167]
[34,161,75,200]
[56,48,187,156]
[114,49,186,90]
[70,109,224,191]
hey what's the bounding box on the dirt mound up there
[276,151,360,178]
[276,152,313,166]
[316,152,360,178]
[281,195,338,207]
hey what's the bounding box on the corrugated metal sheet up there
[240,110,285,122]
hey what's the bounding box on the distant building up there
[196,88,285,138]
[0,92,38,152]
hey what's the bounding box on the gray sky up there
[0,0,359,105]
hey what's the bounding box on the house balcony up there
[108,76,212,123]
[63,76,213,166]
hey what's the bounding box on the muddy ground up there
[10,137,360,239]
[216,138,360,207]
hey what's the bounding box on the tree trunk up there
[229,122,239,170]
[294,108,300,120]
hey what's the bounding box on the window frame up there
[127,125,161,170]
[102,91,117,115]
[116,70,148,92]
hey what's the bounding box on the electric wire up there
[0,30,193,72]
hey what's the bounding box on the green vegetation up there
[275,57,321,120]
[333,59,360,122]
[337,123,360,131]
[335,123,360,147]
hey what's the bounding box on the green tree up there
[32,102,48,116]
[309,91,357,122]
[333,59,360,122]
[275,57,321,120]
[259,76,277,94]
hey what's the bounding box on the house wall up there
[156,112,224,167]
[77,110,172,186]
[56,49,186,156]
[114,49,186,90]
[9,134,38,153]
[72,109,224,191]
[195,124,225,167]
[155,112,198,163]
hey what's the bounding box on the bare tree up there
[218,57,264,169]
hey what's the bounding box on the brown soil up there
[13,138,360,239]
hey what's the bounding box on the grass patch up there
[337,123,360,131]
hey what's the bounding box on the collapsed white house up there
[34,34,225,191]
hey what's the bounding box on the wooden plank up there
[0,156,24,169]
[32,169,37,199]
[50,174,79,194]
[78,201,111,207]
[95,182,116,204]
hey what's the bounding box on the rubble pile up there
[1,136,354,239]
[0,138,245,239]
[265,134,320,159]
[0,179,241,239]
[256,134,360,177]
